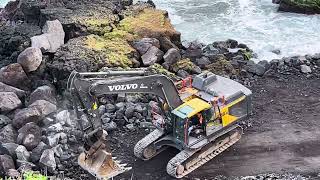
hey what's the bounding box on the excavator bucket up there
[78,130,132,179]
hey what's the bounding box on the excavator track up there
[167,127,242,178]
[134,129,166,160]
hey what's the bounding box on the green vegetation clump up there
[150,63,178,80]
[172,58,197,73]
[24,171,48,180]
[84,18,113,35]
[206,59,237,76]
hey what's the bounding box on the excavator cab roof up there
[172,98,211,119]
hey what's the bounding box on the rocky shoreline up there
[0,0,319,179]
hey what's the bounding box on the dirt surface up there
[71,73,320,180]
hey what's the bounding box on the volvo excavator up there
[67,69,252,179]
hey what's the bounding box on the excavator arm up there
[67,69,183,179]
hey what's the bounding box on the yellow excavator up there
[67,69,252,179]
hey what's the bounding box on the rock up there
[31,20,65,53]
[105,104,116,113]
[0,115,11,129]
[278,0,320,14]
[163,48,181,66]
[17,47,42,73]
[115,102,125,110]
[0,124,17,143]
[257,60,271,72]
[196,57,211,68]
[47,123,64,133]
[7,169,20,179]
[300,65,312,73]
[226,39,238,49]
[134,104,144,114]
[271,49,281,55]
[272,0,281,4]
[12,107,41,129]
[126,124,135,131]
[17,122,41,151]
[47,133,67,147]
[29,100,57,117]
[0,92,22,113]
[15,145,30,161]
[0,63,30,90]
[103,121,117,131]
[42,117,55,126]
[39,149,56,173]
[55,110,72,126]
[203,44,220,58]
[16,160,36,172]
[0,155,15,176]
[125,106,135,119]
[159,36,178,52]
[132,38,160,55]
[142,46,164,66]
[139,122,154,128]
[101,113,112,124]
[0,143,19,158]
[177,69,190,78]
[30,142,48,163]
[53,144,63,157]
[98,105,106,115]
[29,85,57,105]
[312,53,320,60]
[184,41,203,60]
[0,82,26,99]
[245,61,268,76]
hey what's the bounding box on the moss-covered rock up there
[119,8,181,47]
[171,58,201,74]
[206,59,237,76]
[278,0,320,14]
[149,63,178,80]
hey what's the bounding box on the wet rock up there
[30,142,48,163]
[17,47,43,73]
[271,49,281,55]
[278,0,320,14]
[300,65,312,73]
[226,39,239,49]
[163,48,181,67]
[0,155,15,176]
[12,107,41,129]
[55,110,72,126]
[0,143,19,158]
[0,63,30,90]
[15,145,30,161]
[0,115,11,129]
[17,122,41,151]
[312,53,320,60]
[0,82,27,99]
[0,92,22,113]
[28,85,57,105]
[196,56,211,68]
[142,46,164,66]
[39,149,56,173]
[29,100,57,117]
[0,124,17,143]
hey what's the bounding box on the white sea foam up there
[153,0,320,60]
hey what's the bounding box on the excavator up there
[67,69,252,179]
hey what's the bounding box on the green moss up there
[83,18,112,35]
[150,63,178,80]
[172,58,197,73]
[119,8,176,38]
[284,0,320,8]
[240,49,253,60]
[24,171,47,180]
[85,34,135,68]
[206,59,237,76]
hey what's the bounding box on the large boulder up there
[12,107,42,129]
[0,155,15,176]
[32,20,65,53]
[28,85,57,105]
[163,48,181,69]
[141,46,164,66]
[278,0,320,14]
[132,38,160,55]
[17,122,41,151]
[0,82,26,99]
[0,124,18,144]
[0,63,30,90]
[0,92,22,113]
[17,47,43,73]
[29,100,57,117]
[30,142,48,163]
[184,41,203,61]
[0,143,19,158]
